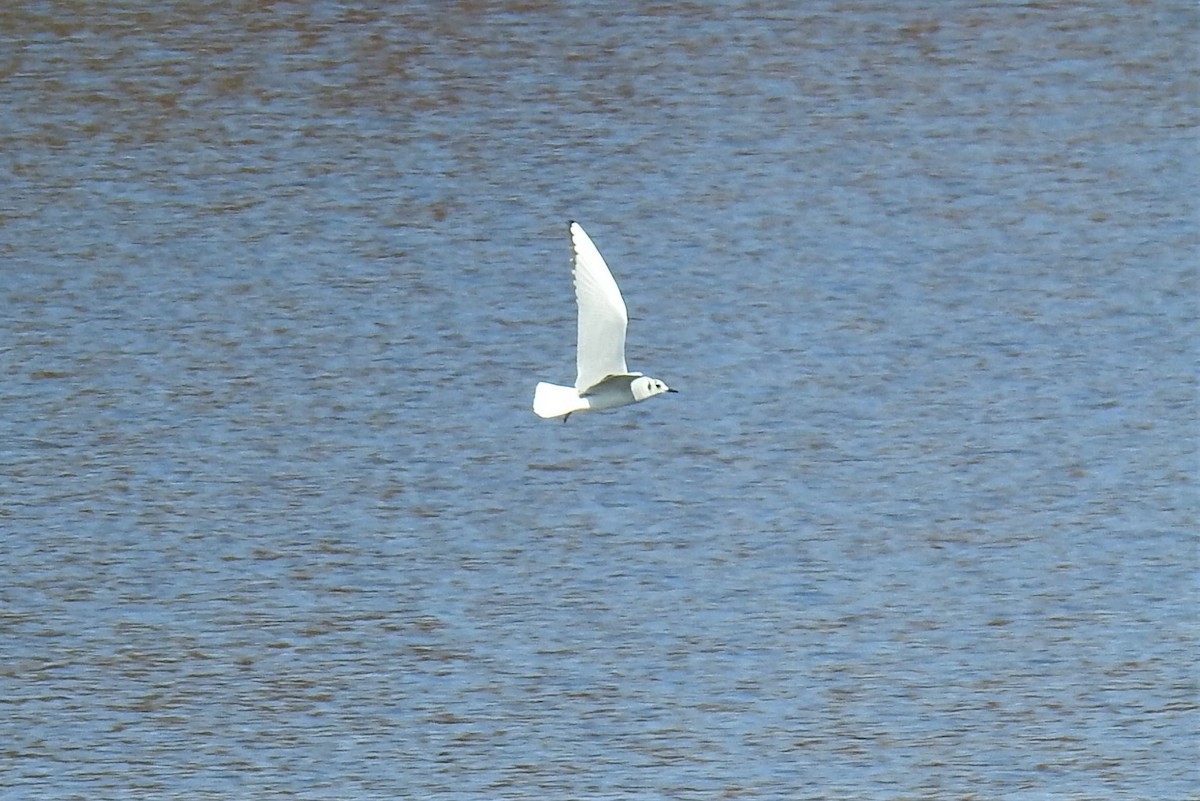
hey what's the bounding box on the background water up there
[2,2,1197,798]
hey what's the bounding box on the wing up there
[570,221,629,391]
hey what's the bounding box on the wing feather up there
[570,222,630,391]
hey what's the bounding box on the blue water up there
[2,2,1197,798]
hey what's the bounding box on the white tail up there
[533,382,588,419]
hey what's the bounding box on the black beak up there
[667,388,679,393]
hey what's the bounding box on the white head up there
[630,375,678,402]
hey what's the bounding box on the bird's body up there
[532,222,675,420]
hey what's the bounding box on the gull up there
[533,221,677,420]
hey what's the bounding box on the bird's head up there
[631,376,678,401]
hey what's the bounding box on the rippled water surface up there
[2,2,1197,798]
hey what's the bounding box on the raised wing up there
[570,222,629,391]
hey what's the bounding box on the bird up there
[533,221,677,421]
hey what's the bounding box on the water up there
[2,2,1197,798]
